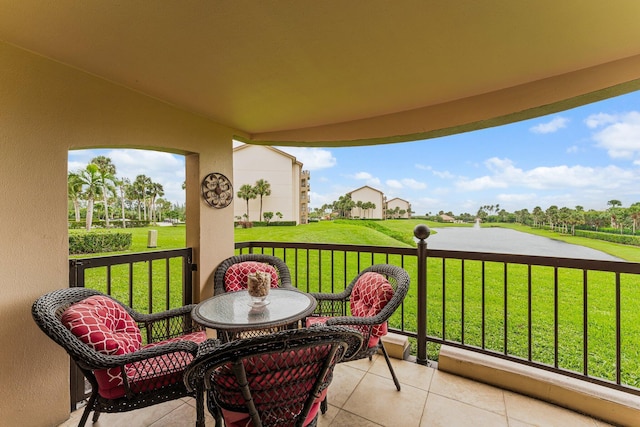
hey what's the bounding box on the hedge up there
[574,229,640,247]
[69,232,133,254]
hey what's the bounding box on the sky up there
[68,90,640,216]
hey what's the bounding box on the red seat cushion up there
[212,347,332,426]
[351,272,394,339]
[62,295,142,398]
[224,261,279,292]
[306,272,394,348]
[62,295,206,399]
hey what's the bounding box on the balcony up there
[60,355,605,427]
[64,231,640,426]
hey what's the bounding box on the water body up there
[424,227,623,261]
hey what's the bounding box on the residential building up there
[233,144,309,224]
[348,186,386,219]
[386,197,412,219]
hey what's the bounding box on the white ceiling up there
[2,1,640,146]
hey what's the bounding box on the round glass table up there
[192,288,317,341]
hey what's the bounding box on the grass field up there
[73,220,640,388]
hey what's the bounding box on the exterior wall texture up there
[0,41,238,426]
[233,145,305,224]
[349,186,385,219]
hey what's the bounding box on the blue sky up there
[69,90,640,216]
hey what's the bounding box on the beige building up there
[233,144,309,224]
[1,3,640,426]
[348,186,386,219]
[386,197,412,219]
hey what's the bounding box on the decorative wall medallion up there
[201,172,233,208]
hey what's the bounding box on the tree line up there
[236,179,276,222]
[436,200,640,235]
[68,156,181,230]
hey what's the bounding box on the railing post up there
[414,224,430,365]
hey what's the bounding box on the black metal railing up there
[235,225,640,397]
[67,248,195,408]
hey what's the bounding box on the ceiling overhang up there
[2,1,640,147]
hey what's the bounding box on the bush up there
[239,221,297,227]
[69,232,133,254]
[574,230,640,247]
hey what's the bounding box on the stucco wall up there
[233,145,301,223]
[0,41,237,426]
[350,187,385,219]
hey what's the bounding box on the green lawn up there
[72,220,640,388]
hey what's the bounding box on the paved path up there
[426,227,623,261]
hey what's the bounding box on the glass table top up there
[192,288,317,331]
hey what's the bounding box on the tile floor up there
[59,355,614,427]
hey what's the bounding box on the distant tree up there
[254,179,271,222]
[90,156,117,227]
[263,211,274,224]
[68,172,83,222]
[276,211,283,220]
[237,184,257,221]
[77,163,103,231]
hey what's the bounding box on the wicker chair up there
[32,287,207,427]
[184,326,363,427]
[306,264,410,404]
[213,254,295,296]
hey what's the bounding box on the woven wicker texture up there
[213,254,295,296]
[32,287,206,427]
[185,326,363,427]
[306,264,410,410]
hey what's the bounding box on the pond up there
[425,226,622,261]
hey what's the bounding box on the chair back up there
[32,287,112,365]
[213,254,294,295]
[185,326,363,427]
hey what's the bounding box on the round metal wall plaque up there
[201,172,233,208]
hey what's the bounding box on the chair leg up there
[320,396,328,414]
[195,383,205,427]
[78,392,98,427]
[380,342,401,391]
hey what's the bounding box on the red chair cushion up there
[220,388,327,427]
[305,273,394,348]
[62,295,206,399]
[224,261,279,292]
[212,347,332,426]
[62,295,142,398]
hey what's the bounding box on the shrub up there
[69,232,133,254]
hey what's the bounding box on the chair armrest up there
[130,305,203,342]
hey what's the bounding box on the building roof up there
[233,143,302,167]
[2,2,639,146]
[347,185,384,196]
[387,197,410,204]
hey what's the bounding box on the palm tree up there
[117,177,130,228]
[91,156,117,228]
[77,163,103,231]
[67,172,83,222]
[254,179,271,222]
[132,175,152,220]
[237,184,257,221]
[148,182,164,224]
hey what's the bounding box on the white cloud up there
[529,117,569,134]
[386,179,403,189]
[585,113,617,129]
[351,171,381,186]
[455,157,638,192]
[590,111,640,160]
[566,145,578,154]
[277,147,336,170]
[401,178,427,190]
